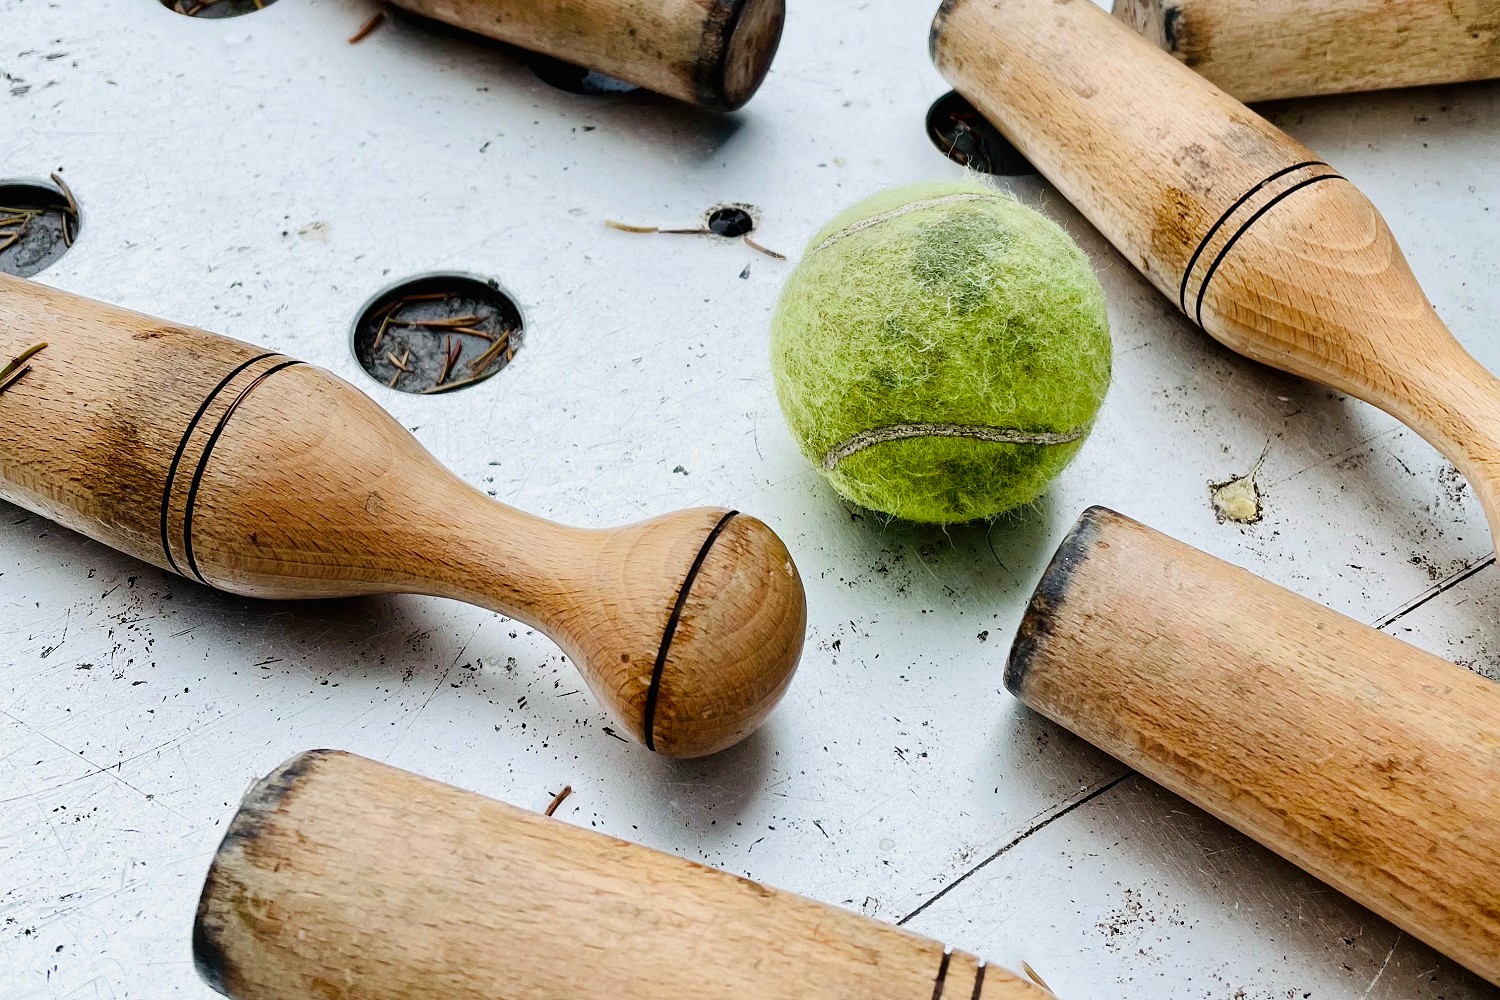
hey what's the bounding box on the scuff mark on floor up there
[1211,445,1270,524]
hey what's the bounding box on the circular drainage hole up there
[162,0,280,17]
[353,274,523,395]
[926,91,1037,177]
[0,177,80,279]
[529,54,640,96]
[706,206,755,238]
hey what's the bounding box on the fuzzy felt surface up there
[770,180,1112,524]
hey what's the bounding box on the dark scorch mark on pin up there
[1162,4,1184,50]
[193,750,340,996]
[1005,505,1117,696]
[693,0,784,111]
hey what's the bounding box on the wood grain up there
[194,750,1054,1000]
[932,0,1500,549]
[387,0,786,110]
[1113,0,1500,101]
[0,273,805,757]
[1007,507,1500,985]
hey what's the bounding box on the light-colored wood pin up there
[0,273,805,757]
[194,750,1054,1000]
[386,0,786,110]
[932,0,1500,551]
[1007,507,1500,985]
[1113,0,1500,101]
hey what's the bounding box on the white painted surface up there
[1,0,1497,997]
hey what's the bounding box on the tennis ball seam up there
[821,422,1088,471]
[808,192,1014,255]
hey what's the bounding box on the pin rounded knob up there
[565,508,806,758]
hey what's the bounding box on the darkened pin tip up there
[1004,506,1120,697]
[698,0,786,112]
[192,750,343,994]
[928,0,965,62]
[1161,4,1185,52]
[191,909,234,997]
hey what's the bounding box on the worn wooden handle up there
[931,0,1500,548]
[387,0,785,110]
[194,750,1052,1000]
[1006,506,1500,985]
[0,273,805,757]
[1113,0,1500,101]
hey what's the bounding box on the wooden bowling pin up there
[0,273,806,757]
[1007,506,1500,984]
[387,0,786,111]
[1113,0,1500,102]
[194,750,1055,1000]
[932,0,1500,548]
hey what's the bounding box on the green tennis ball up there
[770,181,1111,524]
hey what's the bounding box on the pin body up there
[388,0,786,110]
[1114,0,1500,101]
[194,750,1053,1000]
[1008,507,1500,985]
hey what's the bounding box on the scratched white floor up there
[2,1,1498,997]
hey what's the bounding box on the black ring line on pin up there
[642,509,740,751]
